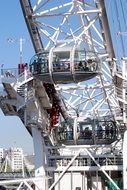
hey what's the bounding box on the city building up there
[8,147,24,172]
[0,147,35,172]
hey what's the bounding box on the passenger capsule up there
[56,119,118,145]
[29,47,99,84]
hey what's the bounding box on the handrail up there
[48,154,123,167]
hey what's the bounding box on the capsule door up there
[52,49,73,84]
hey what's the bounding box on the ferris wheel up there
[20,0,122,127]
[1,0,127,189]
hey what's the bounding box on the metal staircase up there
[17,84,25,98]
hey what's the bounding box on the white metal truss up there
[18,1,127,189]
[0,0,127,189]
[25,0,121,122]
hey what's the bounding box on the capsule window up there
[53,51,70,72]
[74,50,98,72]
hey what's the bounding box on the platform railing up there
[48,155,123,168]
[0,172,34,179]
[115,86,126,102]
[0,68,33,85]
[17,69,33,85]
[0,68,18,79]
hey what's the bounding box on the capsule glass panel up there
[74,50,98,72]
[53,51,70,72]
[30,52,49,75]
